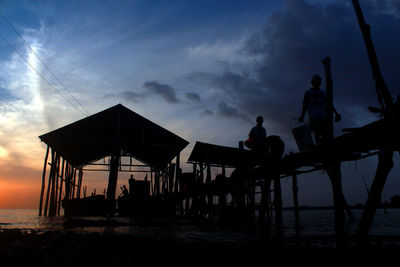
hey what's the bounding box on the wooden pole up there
[292,173,300,225]
[322,57,345,245]
[106,149,120,215]
[77,168,83,199]
[175,153,180,193]
[39,145,49,216]
[44,148,56,216]
[57,159,65,215]
[72,168,77,198]
[273,177,283,230]
[49,154,60,216]
[351,0,396,244]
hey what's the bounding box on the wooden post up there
[206,163,213,210]
[106,149,120,215]
[175,153,180,193]
[44,149,56,216]
[351,0,396,244]
[49,154,60,216]
[150,169,154,196]
[77,168,83,199]
[322,57,346,245]
[72,168,77,199]
[57,159,65,215]
[47,152,59,216]
[273,177,283,230]
[292,173,300,225]
[39,145,49,216]
[357,150,394,243]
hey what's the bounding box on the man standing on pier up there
[298,74,341,144]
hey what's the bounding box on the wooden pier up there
[37,0,399,246]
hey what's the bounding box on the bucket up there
[292,124,314,151]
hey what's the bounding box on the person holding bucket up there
[298,74,341,144]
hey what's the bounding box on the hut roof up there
[39,104,189,169]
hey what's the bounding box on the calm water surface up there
[1,208,400,239]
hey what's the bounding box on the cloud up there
[143,80,181,104]
[121,91,148,102]
[217,101,251,123]
[201,109,213,116]
[185,92,201,102]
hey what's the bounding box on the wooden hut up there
[38,104,188,216]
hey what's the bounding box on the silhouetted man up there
[298,74,341,144]
[246,116,267,160]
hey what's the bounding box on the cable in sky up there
[0,31,89,117]
[0,11,90,116]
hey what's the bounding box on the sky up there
[0,0,399,209]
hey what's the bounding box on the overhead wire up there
[0,11,90,116]
[0,31,89,116]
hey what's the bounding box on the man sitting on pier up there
[298,74,341,144]
[246,116,267,162]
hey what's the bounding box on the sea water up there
[1,208,400,238]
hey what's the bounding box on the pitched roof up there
[39,104,189,169]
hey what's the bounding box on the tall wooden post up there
[323,57,345,245]
[39,145,50,216]
[351,0,396,244]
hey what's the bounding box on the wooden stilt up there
[72,168,77,198]
[57,159,65,215]
[206,163,213,213]
[44,149,56,216]
[326,162,345,244]
[47,151,59,216]
[106,150,121,215]
[77,168,83,199]
[50,155,61,215]
[273,177,283,230]
[292,173,300,225]
[39,145,50,216]
[356,150,393,243]
[174,153,180,193]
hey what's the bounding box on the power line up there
[0,31,89,116]
[0,11,90,116]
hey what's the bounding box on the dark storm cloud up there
[201,109,214,116]
[185,0,400,139]
[185,92,201,102]
[143,80,181,104]
[217,101,252,123]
